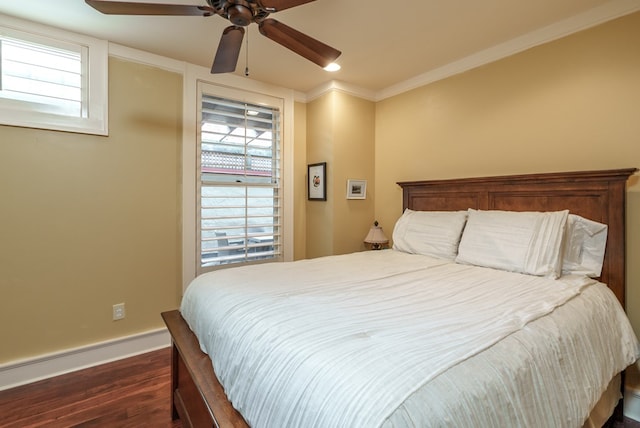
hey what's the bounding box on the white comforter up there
[180,250,639,428]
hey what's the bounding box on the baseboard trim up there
[0,328,171,391]
[625,385,640,422]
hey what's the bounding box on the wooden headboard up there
[397,168,637,308]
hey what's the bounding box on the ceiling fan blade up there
[85,0,214,16]
[211,26,245,74]
[258,0,315,12]
[258,19,341,68]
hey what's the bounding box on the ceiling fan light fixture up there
[324,62,341,72]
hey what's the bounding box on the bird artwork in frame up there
[308,162,327,201]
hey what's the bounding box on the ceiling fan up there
[85,0,342,74]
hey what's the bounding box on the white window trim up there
[0,14,108,135]
[182,64,295,291]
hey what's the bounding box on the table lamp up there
[364,220,389,250]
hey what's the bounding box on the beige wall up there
[0,58,182,362]
[332,93,376,254]
[293,101,307,260]
[375,12,640,336]
[306,93,335,258]
[306,91,376,258]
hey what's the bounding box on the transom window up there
[0,17,107,135]
[1,36,84,116]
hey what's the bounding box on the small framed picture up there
[308,162,327,201]
[346,179,367,199]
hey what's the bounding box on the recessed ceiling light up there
[324,63,341,72]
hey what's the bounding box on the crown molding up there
[294,90,308,103]
[302,0,640,103]
[109,42,186,73]
[305,80,377,103]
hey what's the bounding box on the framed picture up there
[308,162,327,201]
[346,179,367,199]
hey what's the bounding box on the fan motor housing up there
[208,0,266,26]
[227,4,252,26]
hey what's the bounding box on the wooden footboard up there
[161,310,248,428]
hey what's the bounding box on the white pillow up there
[456,209,569,278]
[561,214,607,277]
[392,209,468,260]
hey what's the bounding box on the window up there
[198,91,282,270]
[0,16,107,135]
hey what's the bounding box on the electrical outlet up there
[113,303,125,321]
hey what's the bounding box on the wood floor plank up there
[0,348,181,428]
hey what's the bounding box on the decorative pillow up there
[455,209,569,278]
[561,214,608,277]
[392,209,468,260]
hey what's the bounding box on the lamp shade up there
[364,221,389,246]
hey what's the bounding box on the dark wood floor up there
[1,346,639,427]
[616,416,640,428]
[0,347,181,428]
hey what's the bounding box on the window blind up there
[0,36,84,117]
[199,94,282,268]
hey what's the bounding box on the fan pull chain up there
[245,28,250,77]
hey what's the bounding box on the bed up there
[162,168,639,428]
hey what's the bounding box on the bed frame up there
[162,168,637,428]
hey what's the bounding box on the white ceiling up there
[0,0,638,97]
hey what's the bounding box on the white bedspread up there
[180,250,639,428]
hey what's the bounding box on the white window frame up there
[182,66,294,290]
[0,14,108,135]
[197,86,283,271]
